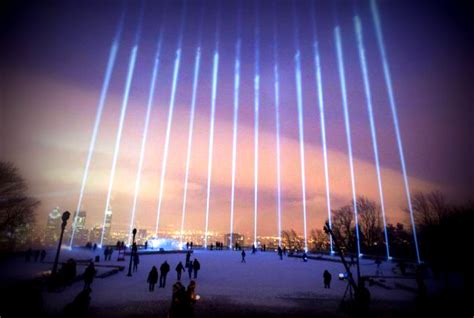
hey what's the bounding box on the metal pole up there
[52,211,70,276]
[127,228,137,277]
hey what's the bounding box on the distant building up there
[74,211,87,230]
[44,207,61,246]
[103,206,113,242]
[224,233,245,248]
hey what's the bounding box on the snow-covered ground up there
[2,248,434,316]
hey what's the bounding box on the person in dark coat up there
[34,250,40,262]
[241,250,246,263]
[323,270,332,288]
[176,261,185,281]
[83,262,96,290]
[187,260,193,279]
[147,266,158,291]
[160,261,170,288]
[192,258,200,279]
[133,252,140,272]
[25,248,32,262]
[170,281,186,318]
[277,246,283,260]
[185,251,191,268]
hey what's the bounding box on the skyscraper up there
[45,207,61,246]
[104,205,113,243]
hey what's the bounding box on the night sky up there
[1,0,472,240]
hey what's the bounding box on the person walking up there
[176,261,185,281]
[40,249,47,262]
[192,258,200,279]
[133,252,140,272]
[241,250,246,263]
[187,260,193,279]
[323,270,332,289]
[277,246,283,260]
[185,251,191,268]
[147,266,158,291]
[159,261,170,288]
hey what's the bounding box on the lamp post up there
[52,211,70,276]
[127,228,137,277]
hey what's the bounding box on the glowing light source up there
[334,26,362,257]
[272,2,282,247]
[127,20,165,246]
[100,3,145,247]
[180,41,203,245]
[354,15,390,259]
[155,3,187,237]
[229,3,242,249]
[204,9,221,248]
[293,4,308,252]
[370,0,420,263]
[253,1,260,247]
[310,3,333,254]
[69,5,126,248]
[311,2,334,254]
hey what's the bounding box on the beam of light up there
[127,20,165,246]
[180,6,205,245]
[272,1,282,247]
[292,4,308,252]
[100,2,145,247]
[334,26,362,257]
[370,0,420,263]
[229,3,242,249]
[354,15,390,259]
[69,4,126,248]
[203,9,221,248]
[310,2,333,254]
[253,1,260,247]
[154,2,187,237]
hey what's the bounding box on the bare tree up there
[357,196,384,250]
[0,162,39,250]
[281,229,303,251]
[410,191,450,227]
[309,228,329,252]
[330,205,356,253]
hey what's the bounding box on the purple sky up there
[1,0,472,239]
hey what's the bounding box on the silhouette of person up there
[252,244,256,254]
[176,261,185,280]
[241,250,246,263]
[34,250,40,262]
[147,266,158,291]
[277,246,283,260]
[323,270,332,288]
[192,259,200,279]
[83,262,96,290]
[144,241,148,250]
[160,261,170,288]
[170,281,186,318]
[133,252,140,272]
[185,251,191,268]
[188,260,193,279]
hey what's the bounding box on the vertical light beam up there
[310,3,334,254]
[180,6,205,245]
[354,15,390,259]
[229,3,242,249]
[69,5,126,248]
[370,0,420,263]
[154,3,187,237]
[272,1,282,247]
[253,1,260,247]
[203,8,221,248]
[334,26,362,257]
[293,4,308,252]
[127,19,165,246]
[100,3,145,247]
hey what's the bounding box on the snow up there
[27,248,425,315]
